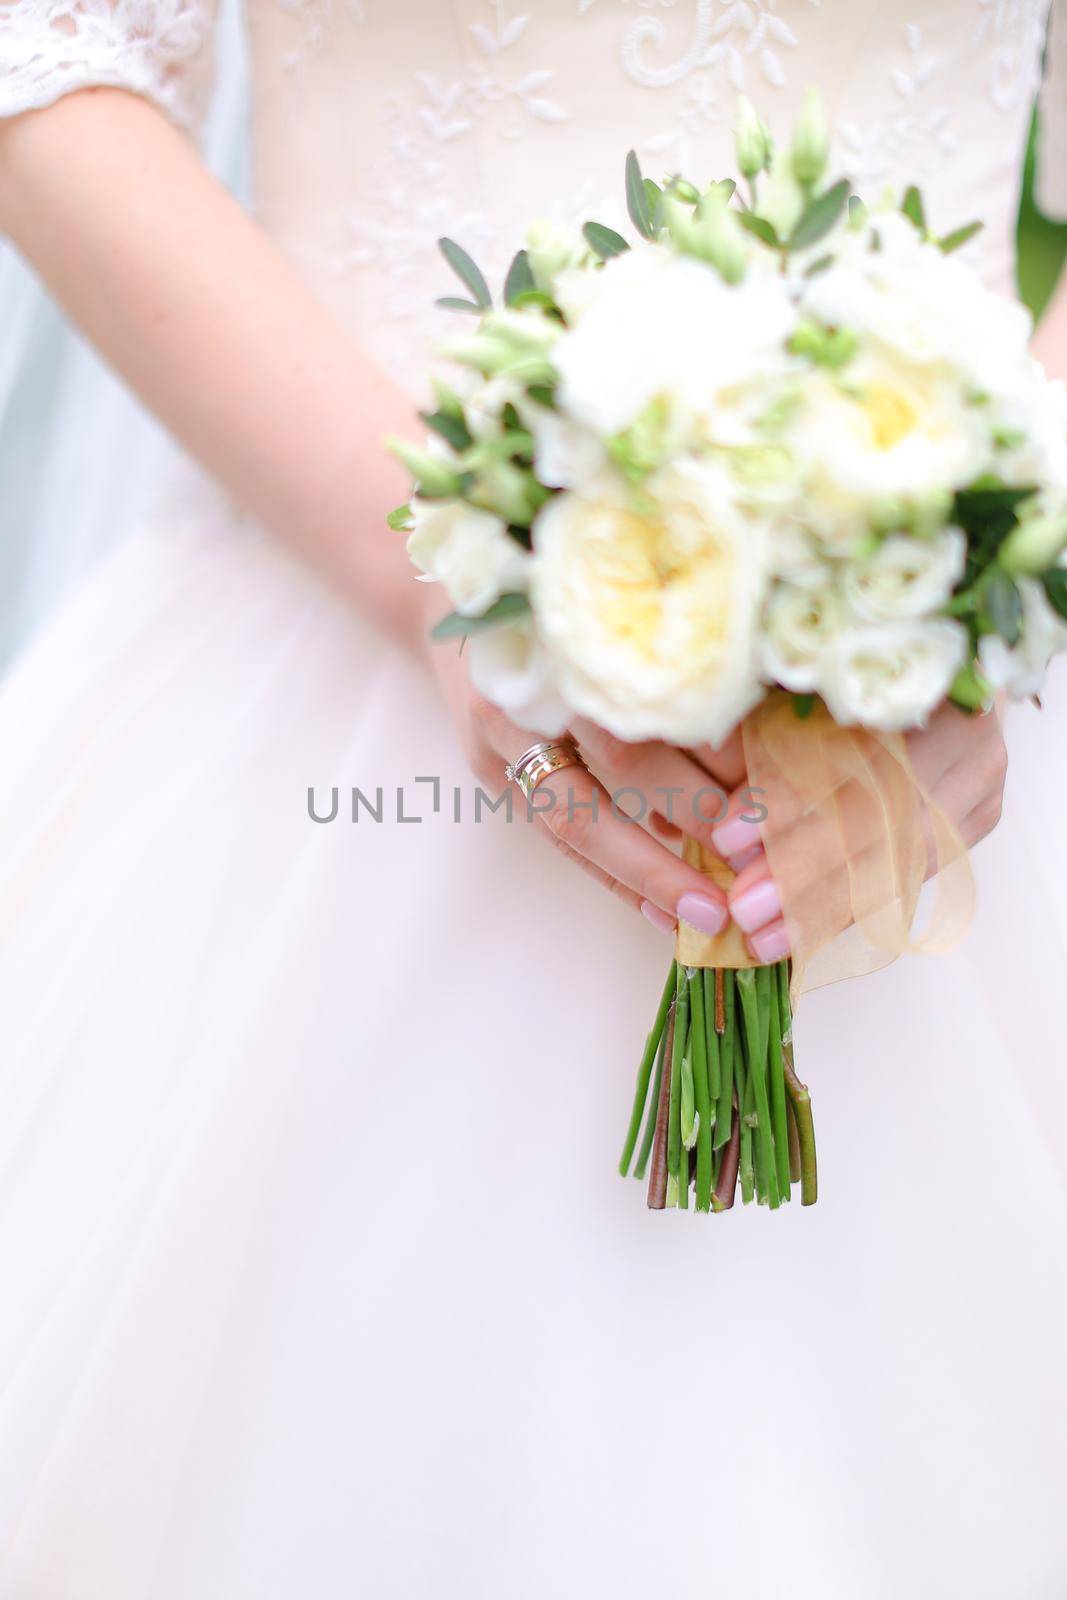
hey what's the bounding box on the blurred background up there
[0,15,1064,672]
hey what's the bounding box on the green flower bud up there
[791,87,829,188]
[949,661,994,712]
[471,460,549,527]
[1000,509,1067,575]
[386,437,463,498]
[666,189,747,283]
[430,376,467,421]
[669,176,701,205]
[734,95,772,179]
[607,395,686,480]
[759,148,805,242]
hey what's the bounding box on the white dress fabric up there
[1,4,1067,1596]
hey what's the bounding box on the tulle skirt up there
[1,498,1066,1598]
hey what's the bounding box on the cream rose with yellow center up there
[529,462,765,745]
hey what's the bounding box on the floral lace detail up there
[0,0,216,131]
[837,21,958,193]
[974,0,1047,110]
[616,0,813,93]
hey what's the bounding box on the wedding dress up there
[1,3,1066,1595]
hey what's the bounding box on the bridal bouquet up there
[387,92,1067,1214]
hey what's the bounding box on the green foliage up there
[625,150,657,239]
[419,408,473,452]
[386,504,413,532]
[438,237,492,309]
[901,185,926,233]
[430,592,532,641]
[583,220,630,260]
[503,249,536,305]
[789,179,850,251]
[939,220,983,254]
[1043,568,1067,619]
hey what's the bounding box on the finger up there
[485,716,729,931]
[688,726,747,791]
[745,916,791,966]
[709,781,770,864]
[570,718,732,850]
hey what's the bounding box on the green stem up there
[689,970,713,1212]
[633,1024,668,1181]
[782,1043,817,1207]
[712,1101,740,1211]
[712,974,736,1151]
[738,969,780,1209]
[666,967,689,1208]
[646,1003,676,1210]
[619,960,677,1175]
[767,961,791,1201]
[703,969,721,1101]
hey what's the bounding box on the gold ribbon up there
[675,694,976,993]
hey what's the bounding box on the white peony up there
[551,251,795,440]
[406,499,530,617]
[818,618,967,731]
[529,461,766,745]
[842,529,966,621]
[761,583,847,692]
[467,621,571,735]
[978,577,1067,698]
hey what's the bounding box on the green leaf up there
[939,220,983,255]
[419,408,472,452]
[953,483,1037,540]
[847,194,867,225]
[737,211,780,248]
[1044,567,1067,620]
[803,252,834,278]
[583,220,630,259]
[430,592,531,641]
[438,237,492,309]
[983,570,1023,645]
[503,249,536,305]
[901,184,925,233]
[791,693,816,720]
[436,296,482,314]
[644,177,664,233]
[714,178,737,202]
[386,503,414,532]
[625,149,656,240]
[525,383,556,409]
[788,178,850,251]
[508,288,560,313]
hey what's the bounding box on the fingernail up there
[730,877,781,934]
[749,920,791,964]
[726,844,763,874]
[641,899,676,935]
[712,814,760,858]
[676,891,728,936]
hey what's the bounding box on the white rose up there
[529,461,766,745]
[842,529,966,621]
[793,356,990,550]
[818,618,966,731]
[407,499,529,616]
[761,583,847,692]
[552,252,795,439]
[467,621,571,735]
[979,577,1067,698]
[551,237,666,325]
[524,403,605,489]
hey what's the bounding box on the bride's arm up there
[0,85,424,649]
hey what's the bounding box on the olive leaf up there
[419,408,472,452]
[436,296,483,314]
[983,570,1023,645]
[788,179,850,251]
[431,592,532,641]
[625,149,656,240]
[1043,567,1067,620]
[438,237,492,309]
[901,185,926,233]
[504,249,536,305]
[583,220,630,259]
[738,211,780,248]
[939,220,983,254]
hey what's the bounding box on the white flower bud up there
[734,95,772,180]
[791,87,830,188]
[524,219,588,294]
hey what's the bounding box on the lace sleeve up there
[1037,0,1067,220]
[0,0,218,134]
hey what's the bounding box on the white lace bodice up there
[0,0,1061,397]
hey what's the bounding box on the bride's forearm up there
[0,86,431,652]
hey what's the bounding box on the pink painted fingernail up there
[676,892,728,936]
[730,877,781,934]
[726,844,763,874]
[749,920,791,964]
[641,900,676,935]
[712,813,761,858]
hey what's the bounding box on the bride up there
[1,2,1066,1594]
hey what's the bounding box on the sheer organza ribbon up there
[675,693,976,994]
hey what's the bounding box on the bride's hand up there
[707,702,1009,963]
[432,639,742,933]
